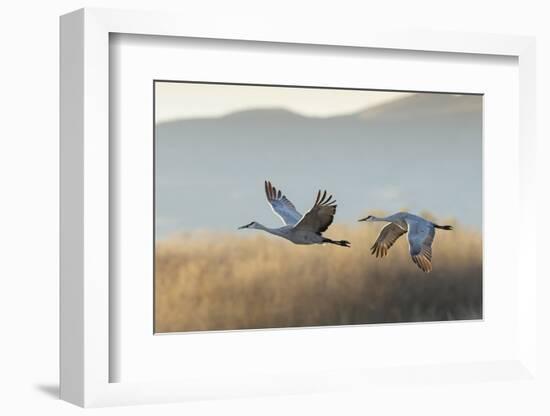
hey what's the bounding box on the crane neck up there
[254,222,283,236]
[370,215,393,222]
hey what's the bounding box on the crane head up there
[358,215,374,222]
[238,221,257,230]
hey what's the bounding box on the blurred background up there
[154,82,482,332]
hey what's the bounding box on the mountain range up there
[155,93,482,238]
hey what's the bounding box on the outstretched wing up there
[294,190,337,234]
[407,222,435,273]
[370,223,407,258]
[264,181,302,225]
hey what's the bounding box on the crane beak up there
[238,222,252,229]
[358,215,372,222]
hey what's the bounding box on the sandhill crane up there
[358,212,453,272]
[238,181,350,247]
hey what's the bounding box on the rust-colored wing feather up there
[408,224,435,273]
[370,223,407,258]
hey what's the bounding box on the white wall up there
[1,1,548,414]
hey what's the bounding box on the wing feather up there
[370,223,407,258]
[264,181,302,225]
[294,189,337,234]
[408,223,435,273]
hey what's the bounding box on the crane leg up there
[322,238,351,248]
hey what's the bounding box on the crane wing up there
[264,181,303,225]
[407,222,435,273]
[370,223,407,258]
[294,190,337,234]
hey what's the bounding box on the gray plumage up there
[358,212,453,272]
[238,181,350,247]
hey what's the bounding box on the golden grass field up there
[155,220,482,333]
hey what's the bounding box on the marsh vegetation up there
[155,220,482,333]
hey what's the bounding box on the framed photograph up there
[60,8,537,407]
[153,82,483,334]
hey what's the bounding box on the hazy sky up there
[155,82,412,122]
[155,82,481,239]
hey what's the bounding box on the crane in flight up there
[358,212,453,272]
[238,181,350,247]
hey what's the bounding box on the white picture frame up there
[60,7,537,408]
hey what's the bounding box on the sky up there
[154,82,482,239]
[155,81,412,122]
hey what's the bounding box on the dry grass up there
[155,222,482,333]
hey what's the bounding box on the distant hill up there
[155,93,482,238]
[356,93,482,120]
